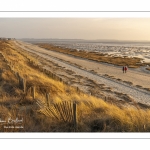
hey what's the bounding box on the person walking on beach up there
[124,66,128,73]
[122,66,125,73]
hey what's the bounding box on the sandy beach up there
[14,40,150,105]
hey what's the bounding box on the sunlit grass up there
[0,40,150,132]
[36,43,144,68]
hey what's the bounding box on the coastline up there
[0,39,150,132]
[15,40,150,106]
[36,43,150,69]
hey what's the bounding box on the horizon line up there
[18,38,150,42]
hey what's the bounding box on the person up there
[122,66,125,73]
[124,66,128,73]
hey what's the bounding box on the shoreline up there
[1,39,150,132]
[35,43,150,69]
[14,40,150,107]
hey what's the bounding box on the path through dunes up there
[14,40,150,105]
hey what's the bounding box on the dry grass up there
[36,43,145,68]
[0,40,150,132]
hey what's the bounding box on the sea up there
[21,39,150,63]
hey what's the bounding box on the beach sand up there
[14,40,150,106]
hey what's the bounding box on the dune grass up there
[36,43,145,68]
[0,40,150,132]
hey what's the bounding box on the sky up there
[1,18,150,41]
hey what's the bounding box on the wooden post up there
[46,93,50,107]
[15,72,19,78]
[32,86,35,99]
[23,78,26,93]
[17,73,23,89]
[28,87,31,96]
[77,87,80,94]
[73,102,77,132]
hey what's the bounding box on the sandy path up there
[16,41,150,88]
[14,40,150,105]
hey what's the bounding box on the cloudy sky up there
[1,18,150,41]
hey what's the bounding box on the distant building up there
[0,38,15,40]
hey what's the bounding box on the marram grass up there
[0,40,150,132]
